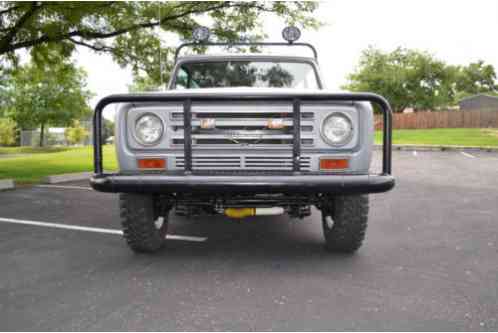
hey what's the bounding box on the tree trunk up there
[39,123,45,147]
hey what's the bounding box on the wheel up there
[119,193,169,253]
[321,195,369,253]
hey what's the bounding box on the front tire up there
[322,195,369,253]
[119,193,169,253]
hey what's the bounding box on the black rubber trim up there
[90,173,395,195]
[183,99,192,173]
[292,99,301,172]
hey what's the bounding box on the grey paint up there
[114,54,374,175]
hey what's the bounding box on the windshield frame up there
[168,56,323,90]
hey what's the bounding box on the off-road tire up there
[119,193,168,253]
[322,195,369,253]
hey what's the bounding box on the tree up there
[343,47,456,112]
[4,56,92,146]
[65,120,89,145]
[0,2,320,87]
[0,117,16,146]
[102,118,114,144]
[455,60,497,99]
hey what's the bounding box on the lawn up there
[0,146,72,155]
[375,128,498,147]
[0,145,117,184]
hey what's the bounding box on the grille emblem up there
[200,118,216,129]
[267,118,285,129]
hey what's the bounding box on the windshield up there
[173,61,320,89]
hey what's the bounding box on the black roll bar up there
[93,93,393,176]
[174,42,318,62]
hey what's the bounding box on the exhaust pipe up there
[224,207,284,219]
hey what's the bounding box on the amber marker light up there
[137,158,166,170]
[319,158,349,171]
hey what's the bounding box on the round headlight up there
[321,113,353,146]
[135,114,164,145]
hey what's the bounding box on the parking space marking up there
[461,151,476,159]
[35,185,92,190]
[0,217,207,242]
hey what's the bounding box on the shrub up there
[0,118,16,146]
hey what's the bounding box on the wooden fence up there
[374,109,498,130]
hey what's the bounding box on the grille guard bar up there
[92,93,393,177]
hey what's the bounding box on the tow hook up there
[224,207,284,219]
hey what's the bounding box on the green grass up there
[375,128,498,147]
[0,145,117,184]
[0,146,72,155]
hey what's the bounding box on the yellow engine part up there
[224,208,255,219]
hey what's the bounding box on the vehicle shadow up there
[135,212,364,266]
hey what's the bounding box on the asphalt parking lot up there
[1,150,497,331]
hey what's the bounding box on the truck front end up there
[90,27,394,253]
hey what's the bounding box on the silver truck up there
[90,27,395,253]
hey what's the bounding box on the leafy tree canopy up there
[344,47,498,112]
[0,1,320,88]
[454,60,497,99]
[343,47,456,113]
[4,54,92,145]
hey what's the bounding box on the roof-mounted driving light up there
[282,26,301,43]
[192,26,210,43]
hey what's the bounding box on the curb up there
[374,144,498,152]
[43,172,92,184]
[0,179,15,191]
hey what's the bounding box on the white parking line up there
[35,185,92,190]
[461,151,476,159]
[0,217,207,242]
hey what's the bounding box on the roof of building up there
[458,93,498,103]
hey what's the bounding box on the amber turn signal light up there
[137,158,166,169]
[320,158,349,170]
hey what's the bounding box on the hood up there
[122,87,349,97]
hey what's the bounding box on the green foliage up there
[0,117,16,146]
[127,75,161,92]
[344,47,498,112]
[344,47,456,112]
[4,55,92,146]
[0,2,320,88]
[454,60,498,100]
[65,120,89,145]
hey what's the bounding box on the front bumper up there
[90,173,394,195]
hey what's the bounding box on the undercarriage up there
[171,193,318,218]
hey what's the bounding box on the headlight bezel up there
[133,113,164,146]
[320,112,354,147]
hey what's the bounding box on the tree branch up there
[0,3,24,16]
[1,2,277,54]
[0,2,42,53]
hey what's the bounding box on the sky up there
[74,0,498,110]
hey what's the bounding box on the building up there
[459,94,498,111]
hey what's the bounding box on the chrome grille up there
[175,155,311,171]
[170,103,314,148]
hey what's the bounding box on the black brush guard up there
[90,93,395,194]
